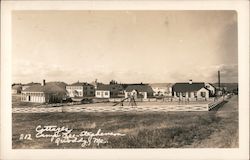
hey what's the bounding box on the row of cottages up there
[95,83,154,99]
[66,82,95,98]
[124,84,154,99]
[21,80,67,103]
[95,84,124,98]
[172,80,215,99]
[149,83,173,97]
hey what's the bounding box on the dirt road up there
[186,95,239,148]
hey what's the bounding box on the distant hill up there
[212,83,238,91]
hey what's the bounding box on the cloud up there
[12,59,238,84]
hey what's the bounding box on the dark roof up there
[69,82,93,86]
[23,82,41,86]
[172,82,206,92]
[96,84,123,91]
[96,84,110,91]
[205,83,216,88]
[125,85,154,93]
[149,83,173,88]
[23,83,67,94]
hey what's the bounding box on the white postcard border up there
[1,1,249,160]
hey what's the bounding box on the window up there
[176,92,180,97]
[105,91,109,96]
[182,92,186,97]
[97,91,100,95]
[201,92,206,97]
[194,92,197,97]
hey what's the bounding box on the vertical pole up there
[218,70,220,88]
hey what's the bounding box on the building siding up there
[95,90,110,98]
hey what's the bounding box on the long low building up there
[172,80,216,99]
[21,80,67,103]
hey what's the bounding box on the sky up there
[12,11,238,84]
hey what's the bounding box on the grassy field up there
[12,95,41,108]
[12,96,238,149]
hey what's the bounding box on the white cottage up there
[66,82,95,98]
[124,85,154,99]
[149,83,173,97]
[172,80,215,99]
[95,85,110,98]
[21,80,67,103]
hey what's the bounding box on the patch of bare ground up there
[185,95,238,148]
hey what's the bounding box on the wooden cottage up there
[21,80,67,103]
[66,82,95,98]
[95,84,124,98]
[124,84,154,99]
[172,80,215,99]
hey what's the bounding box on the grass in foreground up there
[12,109,238,148]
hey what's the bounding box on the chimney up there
[218,71,220,88]
[189,79,192,84]
[42,79,46,86]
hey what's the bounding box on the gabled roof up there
[96,84,110,91]
[96,84,124,91]
[125,85,154,93]
[68,82,93,86]
[23,83,67,94]
[205,83,216,88]
[149,83,173,88]
[172,82,205,92]
[23,82,41,86]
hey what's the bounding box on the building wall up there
[173,88,209,99]
[125,90,148,99]
[12,89,17,94]
[66,85,95,97]
[205,83,215,95]
[152,87,172,96]
[197,88,209,98]
[95,90,110,98]
[21,92,46,103]
[66,86,83,97]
